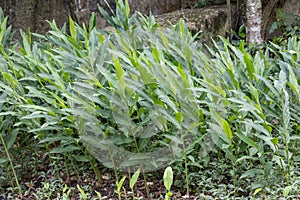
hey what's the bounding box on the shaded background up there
[0,0,299,39]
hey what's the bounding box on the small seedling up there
[163,166,173,200]
[95,190,102,200]
[77,184,87,200]
[62,184,72,200]
[116,176,126,200]
[129,169,140,199]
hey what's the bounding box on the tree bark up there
[0,0,73,38]
[246,0,263,43]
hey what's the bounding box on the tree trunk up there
[246,0,263,43]
[0,0,73,38]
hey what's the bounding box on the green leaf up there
[222,118,232,140]
[113,56,126,90]
[50,145,81,154]
[95,190,102,199]
[184,42,192,65]
[77,184,87,200]
[98,3,115,27]
[240,168,264,179]
[0,111,17,116]
[120,160,143,168]
[175,112,183,123]
[0,16,8,43]
[253,188,263,196]
[20,31,32,56]
[0,158,8,164]
[129,168,140,189]
[283,186,292,197]
[287,67,300,98]
[6,129,19,149]
[73,155,93,162]
[244,52,255,80]
[163,166,173,191]
[89,12,96,32]
[69,16,77,41]
[124,0,130,18]
[235,132,258,149]
[159,30,169,48]
[271,137,279,145]
[116,176,126,192]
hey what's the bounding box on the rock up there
[156,4,237,41]
[283,0,300,16]
[128,0,199,14]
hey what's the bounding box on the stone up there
[283,0,300,16]
[156,4,238,41]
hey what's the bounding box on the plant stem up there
[70,153,80,178]
[64,155,70,180]
[108,149,119,183]
[89,157,101,183]
[133,137,150,198]
[0,132,23,198]
[127,169,136,200]
[181,133,189,196]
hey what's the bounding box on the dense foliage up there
[0,1,300,198]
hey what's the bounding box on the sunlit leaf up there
[163,166,173,191]
[129,168,140,189]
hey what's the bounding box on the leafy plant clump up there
[0,0,300,198]
[270,9,300,45]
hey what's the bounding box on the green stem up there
[181,133,189,196]
[118,191,121,200]
[232,161,237,197]
[63,155,70,180]
[133,137,150,198]
[108,148,119,183]
[0,132,22,198]
[183,149,189,196]
[127,169,135,200]
[45,144,55,170]
[70,153,80,179]
[89,156,101,183]
[5,164,14,193]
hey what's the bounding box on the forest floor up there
[2,165,199,200]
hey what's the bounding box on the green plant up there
[0,7,22,198]
[62,184,72,200]
[270,9,300,45]
[116,176,126,200]
[73,1,202,197]
[95,190,102,200]
[0,7,15,49]
[129,169,140,199]
[98,0,134,31]
[231,24,246,43]
[77,184,88,200]
[163,166,173,200]
[0,129,22,197]
[195,0,210,8]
